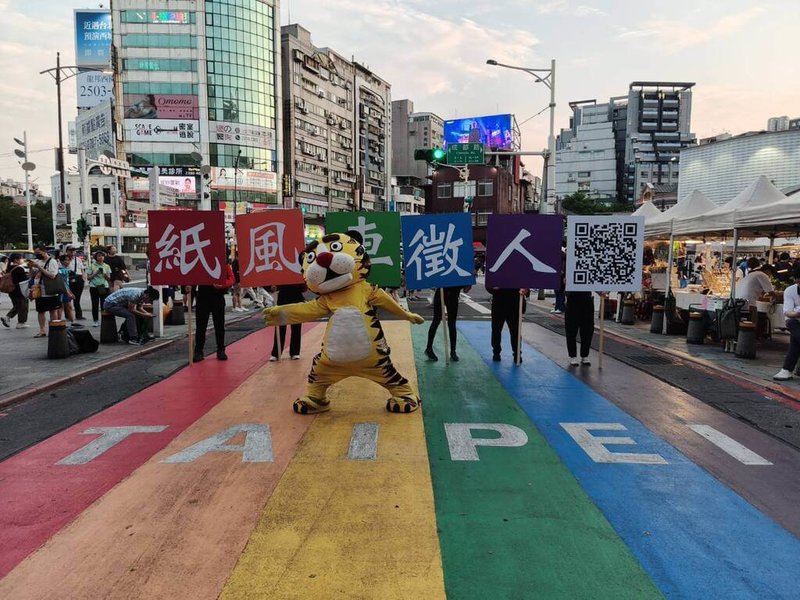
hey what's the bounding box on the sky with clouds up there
[1,0,798,192]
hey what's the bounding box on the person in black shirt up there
[191,261,235,362]
[104,246,128,293]
[269,283,306,360]
[1,254,30,328]
[489,287,528,362]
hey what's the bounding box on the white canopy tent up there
[645,190,716,240]
[672,176,787,237]
[632,201,663,221]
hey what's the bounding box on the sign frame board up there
[447,143,485,165]
[326,211,402,287]
[235,209,306,287]
[124,119,199,142]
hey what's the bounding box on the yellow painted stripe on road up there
[220,321,445,600]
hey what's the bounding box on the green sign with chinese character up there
[447,143,485,165]
[325,211,402,287]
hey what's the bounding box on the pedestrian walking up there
[565,291,595,366]
[551,245,566,314]
[102,286,159,345]
[87,251,112,326]
[425,286,464,361]
[773,265,800,381]
[489,287,528,362]
[1,254,30,329]
[65,246,87,320]
[269,283,305,361]
[105,246,128,293]
[191,260,235,361]
[230,253,245,312]
[28,243,62,338]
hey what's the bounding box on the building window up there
[640,171,649,178]
[123,58,197,72]
[103,188,111,204]
[104,214,112,227]
[578,181,591,190]
[476,212,490,226]
[437,183,452,198]
[453,181,476,198]
[477,179,493,196]
[121,34,196,48]
[91,188,99,205]
[577,171,591,178]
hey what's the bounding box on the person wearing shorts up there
[28,244,61,337]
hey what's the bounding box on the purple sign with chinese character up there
[485,214,564,289]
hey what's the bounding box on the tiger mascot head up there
[300,232,371,294]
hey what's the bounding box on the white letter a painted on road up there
[162,424,273,463]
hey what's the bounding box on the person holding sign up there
[425,286,466,362]
[565,291,594,366]
[190,258,235,362]
[269,283,306,361]
[489,287,529,362]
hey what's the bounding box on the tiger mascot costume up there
[263,232,425,414]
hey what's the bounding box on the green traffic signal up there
[413,147,448,164]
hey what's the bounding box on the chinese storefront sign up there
[326,211,401,287]
[485,214,564,289]
[148,211,226,285]
[235,210,305,287]
[401,213,475,290]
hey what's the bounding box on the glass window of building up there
[477,180,493,196]
[437,183,452,198]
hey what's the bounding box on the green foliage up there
[560,192,635,215]
[0,197,53,248]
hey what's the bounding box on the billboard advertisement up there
[159,176,196,195]
[211,167,277,193]
[124,119,199,142]
[443,113,514,150]
[209,121,276,150]
[74,10,111,68]
[76,99,114,160]
[77,71,113,109]
[123,94,199,120]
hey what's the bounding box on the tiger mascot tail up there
[263,231,424,414]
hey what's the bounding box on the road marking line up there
[688,425,773,465]
[347,422,379,460]
[461,296,491,314]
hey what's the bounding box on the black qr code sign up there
[566,216,644,292]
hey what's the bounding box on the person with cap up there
[65,246,87,320]
[774,266,800,381]
[27,243,62,338]
[102,285,159,345]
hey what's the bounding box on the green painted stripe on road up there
[412,327,662,599]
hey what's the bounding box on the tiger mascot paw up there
[385,395,421,414]
[293,396,331,414]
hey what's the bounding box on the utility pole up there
[14,133,35,250]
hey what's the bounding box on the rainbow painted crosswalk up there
[0,321,798,599]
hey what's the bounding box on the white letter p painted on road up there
[444,423,528,461]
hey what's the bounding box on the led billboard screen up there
[443,113,514,150]
[74,10,112,68]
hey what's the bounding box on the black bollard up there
[100,311,119,343]
[650,305,664,334]
[735,321,757,358]
[686,312,706,344]
[47,320,69,359]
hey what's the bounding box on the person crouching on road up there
[103,286,159,346]
[774,266,800,381]
[189,260,235,362]
[489,287,529,362]
[565,291,595,366]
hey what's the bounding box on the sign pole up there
[273,289,281,362]
[187,288,194,365]
[598,294,605,370]
[441,288,449,364]
[516,292,524,366]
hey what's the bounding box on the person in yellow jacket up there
[263,232,425,414]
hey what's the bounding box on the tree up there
[0,197,53,248]
[560,192,636,215]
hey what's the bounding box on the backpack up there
[0,270,16,294]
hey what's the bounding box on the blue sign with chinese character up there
[401,213,475,290]
[75,10,112,68]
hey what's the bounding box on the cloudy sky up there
[1,0,798,192]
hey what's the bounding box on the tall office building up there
[391,99,444,183]
[623,82,695,203]
[281,24,391,219]
[111,1,282,227]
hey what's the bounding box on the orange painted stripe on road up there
[0,325,324,600]
[220,321,446,599]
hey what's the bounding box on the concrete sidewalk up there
[0,289,263,407]
[527,295,800,400]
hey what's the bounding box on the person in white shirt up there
[27,243,62,338]
[65,246,86,320]
[735,257,774,308]
[773,266,800,381]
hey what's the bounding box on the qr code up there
[571,221,639,287]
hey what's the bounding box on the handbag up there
[29,282,41,299]
[42,271,68,296]
[95,284,109,296]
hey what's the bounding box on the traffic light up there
[76,217,91,243]
[414,147,447,164]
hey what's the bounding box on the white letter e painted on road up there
[561,423,667,464]
[444,423,528,461]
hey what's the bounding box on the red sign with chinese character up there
[148,210,227,285]
[235,209,305,287]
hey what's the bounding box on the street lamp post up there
[40,52,111,234]
[486,58,556,214]
[13,133,35,250]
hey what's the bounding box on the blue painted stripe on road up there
[459,321,800,600]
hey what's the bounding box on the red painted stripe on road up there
[0,323,318,577]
